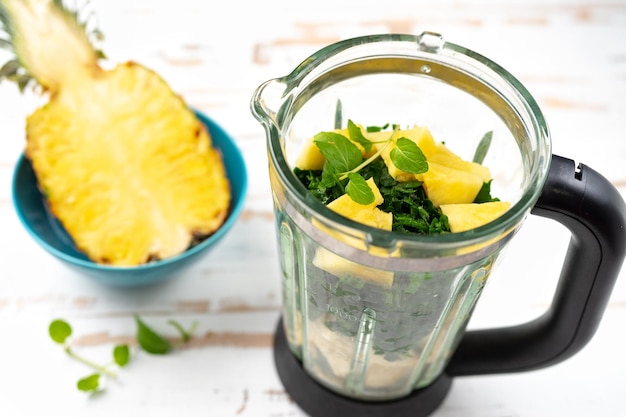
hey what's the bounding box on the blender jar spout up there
[250,78,290,129]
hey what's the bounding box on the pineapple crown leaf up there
[0,2,15,41]
[0,58,34,92]
[0,37,10,49]
[0,0,107,90]
[54,0,107,57]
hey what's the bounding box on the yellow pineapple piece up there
[312,248,395,287]
[0,0,231,266]
[295,132,333,170]
[416,162,484,206]
[326,178,387,225]
[376,125,438,181]
[370,126,490,205]
[429,143,491,182]
[440,201,512,233]
[295,124,378,170]
[312,178,395,287]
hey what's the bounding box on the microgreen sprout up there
[48,319,129,392]
[49,315,197,393]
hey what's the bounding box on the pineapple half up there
[0,0,231,266]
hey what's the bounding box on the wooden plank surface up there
[1,1,625,416]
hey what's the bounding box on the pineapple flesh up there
[1,0,231,266]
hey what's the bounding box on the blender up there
[250,32,626,416]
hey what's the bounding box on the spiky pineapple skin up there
[26,62,231,266]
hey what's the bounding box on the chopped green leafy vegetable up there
[297,158,449,235]
[294,122,498,233]
[473,179,500,203]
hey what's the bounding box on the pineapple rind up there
[26,63,231,266]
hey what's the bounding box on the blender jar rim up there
[260,32,552,248]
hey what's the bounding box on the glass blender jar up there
[251,32,626,416]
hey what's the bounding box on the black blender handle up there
[447,154,626,376]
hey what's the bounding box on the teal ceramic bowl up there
[12,111,247,286]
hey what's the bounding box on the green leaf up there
[113,344,130,367]
[135,315,171,355]
[473,131,493,164]
[0,38,12,51]
[0,59,19,78]
[314,132,363,173]
[390,137,428,174]
[346,173,375,205]
[347,120,373,153]
[334,99,343,129]
[319,161,340,188]
[77,373,100,392]
[473,180,500,203]
[365,123,390,133]
[49,319,72,344]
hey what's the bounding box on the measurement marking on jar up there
[326,304,359,321]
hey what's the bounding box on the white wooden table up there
[1,1,625,416]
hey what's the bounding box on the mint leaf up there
[49,319,72,344]
[366,123,390,133]
[314,132,363,173]
[77,373,100,392]
[346,173,375,205]
[113,344,130,367]
[167,319,197,344]
[135,315,171,355]
[319,161,341,188]
[347,120,373,153]
[390,137,428,174]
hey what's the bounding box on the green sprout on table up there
[48,315,197,393]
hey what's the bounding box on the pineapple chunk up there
[372,127,491,206]
[429,143,491,182]
[312,248,394,287]
[295,125,376,170]
[440,202,512,233]
[417,162,484,206]
[326,178,391,230]
[295,133,329,170]
[312,178,395,287]
[376,125,438,181]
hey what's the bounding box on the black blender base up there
[273,317,453,417]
